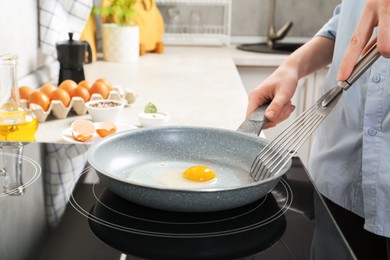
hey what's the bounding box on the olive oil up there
[0,109,38,141]
[0,54,39,142]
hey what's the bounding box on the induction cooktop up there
[37,158,354,260]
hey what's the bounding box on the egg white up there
[124,161,253,190]
[157,168,217,189]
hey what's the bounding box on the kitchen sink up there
[237,42,303,54]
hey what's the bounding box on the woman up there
[246,0,390,259]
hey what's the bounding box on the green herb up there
[144,102,158,113]
[93,0,138,26]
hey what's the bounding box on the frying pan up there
[87,107,291,212]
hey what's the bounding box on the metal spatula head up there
[250,40,381,182]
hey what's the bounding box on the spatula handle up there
[339,41,381,90]
[237,104,268,136]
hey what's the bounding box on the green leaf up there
[92,0,139,25]
[144,102,158,113]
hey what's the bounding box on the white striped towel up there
[39,0,93,57]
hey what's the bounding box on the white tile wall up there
[0,0,56,88]
[231,0,340,38]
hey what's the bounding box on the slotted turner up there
[248,41,380,182]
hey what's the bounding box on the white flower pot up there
[102,24,140,62]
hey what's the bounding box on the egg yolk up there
[183,166,216,182]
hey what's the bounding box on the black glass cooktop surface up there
[36,158,354,260]
[88,186,288,259]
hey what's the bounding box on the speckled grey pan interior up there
[87,126,291,212]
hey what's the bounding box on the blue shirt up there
[309,0,390,237]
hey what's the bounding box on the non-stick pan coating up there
[87,126,290,212]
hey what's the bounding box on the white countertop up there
[36,46,251,143]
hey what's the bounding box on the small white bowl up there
[85,99,125,122]
[138,112,170,127]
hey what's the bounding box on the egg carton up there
[20,87,137,122]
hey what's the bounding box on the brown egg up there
[89,81,110,99]
[71,119,95,142]
[49,88,71,107]
[78,80,92,90]
[95,121,117,137]
[59,79,78,95]
[39,83,57,97]
[95,78,112,90]
[19,86,34,100]
[70,86,91,102]
[27,91,51,111]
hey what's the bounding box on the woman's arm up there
[247,36,335,128]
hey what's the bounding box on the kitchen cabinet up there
[237,65,328,168]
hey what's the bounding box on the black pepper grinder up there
[56,32,92,85]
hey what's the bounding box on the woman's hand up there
[246,37,335,129]
[246,67,297,129]
[338,0,390,81]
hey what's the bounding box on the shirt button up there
[368,128,377,136]
[372,75,381,83]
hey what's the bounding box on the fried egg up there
[183,165,216,182]
[157,167,217,189]
[125,161,252,190]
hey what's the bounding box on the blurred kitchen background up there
[231,0,339,40]
[1,0,339,86]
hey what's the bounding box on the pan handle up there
[237,104,268,136]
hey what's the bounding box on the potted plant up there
[94,0,140,62]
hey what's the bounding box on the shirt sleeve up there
[315,4,341,40]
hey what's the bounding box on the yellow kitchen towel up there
[39,0,93,57]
